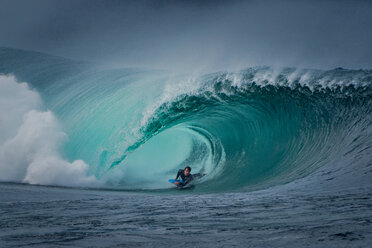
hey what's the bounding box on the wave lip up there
[101,67,372,192]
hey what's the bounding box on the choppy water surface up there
[1,183,372,247]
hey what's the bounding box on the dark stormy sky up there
[0,0,371,71]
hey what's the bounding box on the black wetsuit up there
[175,169,194,187]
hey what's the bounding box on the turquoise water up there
[1,47,372,247]
[0,47,371,192]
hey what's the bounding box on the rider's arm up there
[175,169,182,180]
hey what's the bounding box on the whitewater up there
[1,47,371,247]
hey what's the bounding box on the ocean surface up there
[0,47,371,247]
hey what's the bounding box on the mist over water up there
[1,0,372,71]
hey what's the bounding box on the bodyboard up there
[168,179,184,188]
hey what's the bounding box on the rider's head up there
[184,166,191,176]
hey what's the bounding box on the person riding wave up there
[174,166,193,187]
[172,166,205,187]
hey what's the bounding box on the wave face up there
[0,48,371,192]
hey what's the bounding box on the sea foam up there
[0,75,97,187]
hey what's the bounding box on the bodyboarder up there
[173,166,193,187]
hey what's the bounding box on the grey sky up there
[0,0,371,71]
